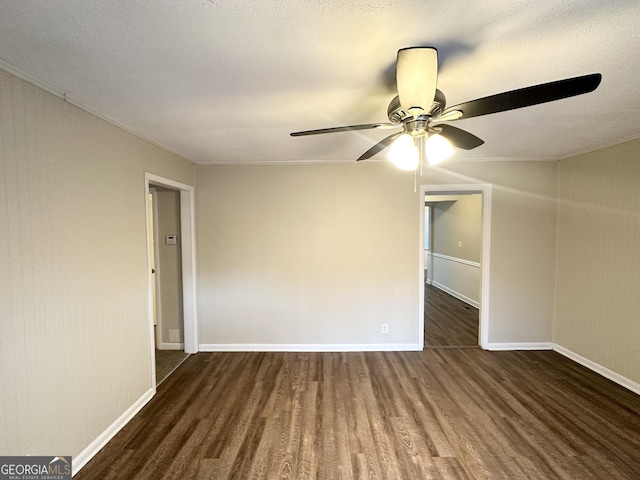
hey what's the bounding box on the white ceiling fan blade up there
[396,47,438,119]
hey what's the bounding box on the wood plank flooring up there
[75,349,640,479]
[425,283,479,347]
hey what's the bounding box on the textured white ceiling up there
[1,0,639,164]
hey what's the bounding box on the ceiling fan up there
[290,47,602,170]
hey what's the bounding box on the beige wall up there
[0,70,194,459]
[196,163,420,347]
[195,160,558,348]
[154,187,184,345]
[555,138,640,385]
[431,194,482,263]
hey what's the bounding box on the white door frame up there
[148,187,163,349]
[145,173,198,378]
[424,204,434,285]
[418,184,492,348]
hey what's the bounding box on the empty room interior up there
[1,2,640,478]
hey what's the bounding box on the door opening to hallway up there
[419,186,491,349]
[148,185,188,384]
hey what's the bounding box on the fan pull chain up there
[414,135,424,193]
[419,136,425,177]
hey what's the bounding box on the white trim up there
[430,252,480,268]
[420,184,492,349]
[179,187,198,354]
[158,342,185,351]
[149,188,163,350]
[431,281,480,309]
[0,60,65,99]
[553,344,640,396]
[199,343,421,352]
[485,342,553,351]
[479,187,492,348]
[72,388,155,476]
[418,197,426,349]
[144,187,158,387]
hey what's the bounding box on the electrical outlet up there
[169,329,180,342]
[381,324,389,334]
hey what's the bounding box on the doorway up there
[418,184,492,349]
[424,193,481,347]
[149,186,189,383]
[145,173,198,388]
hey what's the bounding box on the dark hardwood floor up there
[76,349,640,479]
[425,283,479,348]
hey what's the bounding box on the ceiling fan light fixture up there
[388,133,419,170]
[425,133,454,165]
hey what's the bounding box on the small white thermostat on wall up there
[165,235,177,245]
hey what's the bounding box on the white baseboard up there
[553,344,640,396]
[158,342,184,350]
[73,388,155,476]
[484,342,553,351]
[431,281,480,309]
[198,343,421,352]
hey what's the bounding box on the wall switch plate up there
[165,235,177,245]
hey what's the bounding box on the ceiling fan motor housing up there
[387,89,446,124]
[404,118,430,138]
